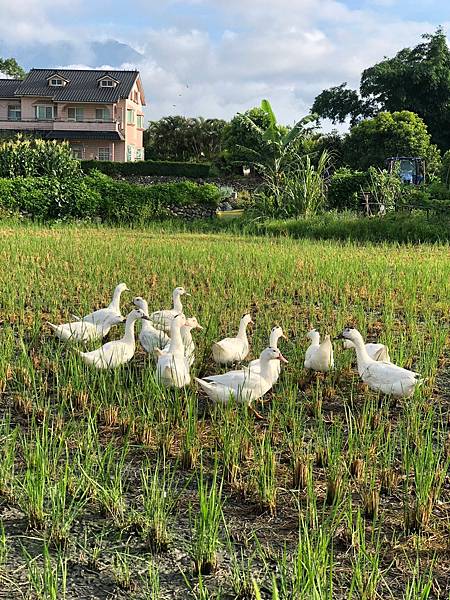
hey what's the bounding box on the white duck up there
[47,313,124,343]
[246,325,287,384]
[79,283,130,327]
[149,287,190,333]
[343,339,390,362]
[156,314,191,388]
[133,297,170,353]
[212,314,253,365]
[78,309,148,369]
[161,316,203,366]
[304,329,334,372]
[196,347,288,412]
[338,328,422,398]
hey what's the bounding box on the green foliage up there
[221,106,274,172]
[0,136,81,179]
[311,82,375,127]
[258,212,450,244]
[85,171,220,223]
[440,150,450,186]
[0,176,100,220]
[81,159,211,178]
[312,29,450,149]
[144,116,227,162]
[328,168,370,210]
[0,57,26,79]
[255,151,331,218]
[343,111,440,172]
[0,172,221,222]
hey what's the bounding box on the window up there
[100,79,115,87]
[136,115,144,129]
[49,78,64,86]
[127,145,134,161]
[98,147,111,161]
[135,148,144,161]
[95,108,110,121]
[71,145,84,159]
[126,109,135,124]
[35,105,55,120]
[8,105,21,121]
[67,107,84,122]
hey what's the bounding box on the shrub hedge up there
[81,159,212,178]
[327,168,371,211]
[0,171,221,222]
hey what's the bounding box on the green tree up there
[144,116,227,162]
[0,57,26,79]
[342,111,440,172]
[221,106,274,171]
[312,29,450,149]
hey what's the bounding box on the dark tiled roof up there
[48,131,123,141]
[0,79,23,99]
[14,69,140,103]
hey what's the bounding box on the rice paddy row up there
[0,223,449,599]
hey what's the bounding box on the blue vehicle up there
[386,157,425,185]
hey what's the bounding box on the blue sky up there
[0,0,447,127]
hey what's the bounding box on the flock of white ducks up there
[47,283,423,406]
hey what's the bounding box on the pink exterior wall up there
[0,74,146,162]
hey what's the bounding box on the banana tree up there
[238,99,323,213]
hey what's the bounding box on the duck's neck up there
[169,324,184,355]
[309,332,320,347]
[173,292,183,313]
[269,332,280,349]
[181,327,194,348]
[260,356,273,381]
[123,315,137,345]
[108,287,122,313]
[237,320,249,340]
[350,334,372,371]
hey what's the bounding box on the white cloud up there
[0,0,446,130]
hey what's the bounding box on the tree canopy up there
[312,29,450,150]
[342,111,440,172]
[0,57,26,79]
[144,116,227,162]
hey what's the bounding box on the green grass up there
[0,222,449,598]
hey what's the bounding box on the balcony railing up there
[0,118,124,133]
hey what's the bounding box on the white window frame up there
[100,79,115,87]
[98,147,111,161]
[8,105,21,121]
[35,105,56,120]
[126,109,135,124]
[95,108,110,122]
[136,114,144,129]
[67,107,84,122]
[127,144,135,161]
[49,78,64,87]
[70,145,84,159]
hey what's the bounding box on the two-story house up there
[0,68,146,162]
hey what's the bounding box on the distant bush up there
[0,136,81,179]
[0,176,100,219]
[257,212,450,244]
[0,171,221,222]
[327,168,371,210]
[81,159,212,178]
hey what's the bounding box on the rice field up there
[0,222,449,599]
